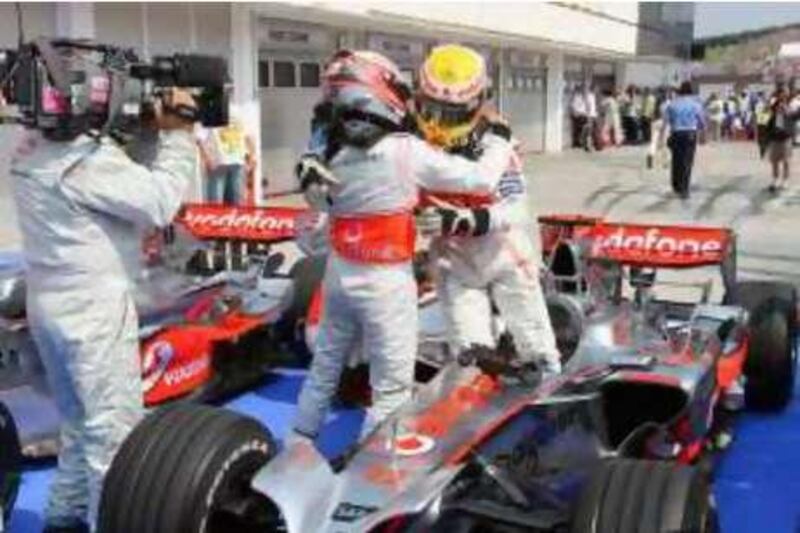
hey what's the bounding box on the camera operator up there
[10,87,197,533]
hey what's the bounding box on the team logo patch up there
[388,433,436,456]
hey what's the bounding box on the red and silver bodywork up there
[0,203,311,457]
[249,216,760,532]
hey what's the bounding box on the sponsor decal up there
[141,341,174,393]
[331,502,379,523]
[589,224,730,266]
[388,433,436,456]
[163,357,211,387]
[178,204,308,242]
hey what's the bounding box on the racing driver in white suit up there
[290,50,514,441]
[10,86,197,532]
[415,44,561,377]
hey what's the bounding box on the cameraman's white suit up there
[11,130,196,528]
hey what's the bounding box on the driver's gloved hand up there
[296,155,339,209]
[439,207,491,237]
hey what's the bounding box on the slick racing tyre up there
[99,404,278,533]
[546,293,584,361]
[725,281,797,411]
[287,255,326,324]
[571,459,718,533]
[0,402,21,529]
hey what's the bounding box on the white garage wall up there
[0,3,58,48]
[310,2,639,56]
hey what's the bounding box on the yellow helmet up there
[416,44,488,148]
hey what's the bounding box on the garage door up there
[258,19,334,193]
[505,67,547,153]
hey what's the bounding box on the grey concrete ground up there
[1,133,798,288]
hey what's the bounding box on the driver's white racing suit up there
[10,130,196,528]
[425,132,561,375]
[293,133,513,439]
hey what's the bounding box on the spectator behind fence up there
[663,81,706,199]
[197,112,255,205]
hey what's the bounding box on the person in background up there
[646,87,669,169]
[569,86,588,149]
[197,113,255,205]
[663,81,706,199]
[722,92,738,140]
[600,89,620,147]
[641,87,657,145]
[765,85,800,193]
[706,93,724,142]
[583,84,598,151]
[755,91,771,159]
[621,85,640,144]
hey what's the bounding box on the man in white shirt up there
[570,87,588,149]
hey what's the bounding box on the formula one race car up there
[96,217,796,532]
[0,203,318,460]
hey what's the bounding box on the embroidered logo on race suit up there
[331,502,379,523]
[497,172,525,198]
[342,225,364,244]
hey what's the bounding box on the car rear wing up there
[176,203,309,243]
[538,214,737,290]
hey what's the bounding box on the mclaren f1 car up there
[0,203,320,460]
[96,217,796,532]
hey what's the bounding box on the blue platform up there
[8,368,800,532]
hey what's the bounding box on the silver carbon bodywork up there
[250,270,752,532]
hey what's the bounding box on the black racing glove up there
[295,155,339,209]
[439,207,491,237]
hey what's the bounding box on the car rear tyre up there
[98,404,278,533]
[0,402,21,528]
[725,281,797,411]
[571,459,718,533]
[546,293,584,361]
[287,256,326,323]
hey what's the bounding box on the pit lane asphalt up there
[4,137,800,532]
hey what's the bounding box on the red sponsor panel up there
[141,328,214,405]
[588,223,732,268]
[177,203,309,243]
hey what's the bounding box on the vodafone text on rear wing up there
[587,223,733,268]
[538,214,738,290]
[177,203,309,243]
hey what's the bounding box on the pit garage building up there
[0,2,687,200]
